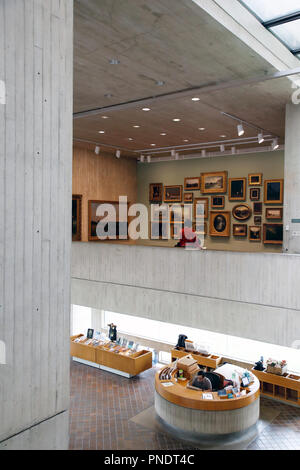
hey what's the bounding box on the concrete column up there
[284,103,300,253]
[0,0,73,449]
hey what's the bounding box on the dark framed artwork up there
[88,200,129,241]
[194,197,209,219]
[209,211,231,237]
[249,226,262,242]
[164,185,183,203]
[253,202,263,215]
[249,174,262,186]
[149,183,163,203]
[211,196,225,209]
[233,224,247,237]
[250,188,260,201]
[232,204,252,221]
[201,171,227,194]
[184,177,201,191]
[72,195,82,241]
[229,178,246,201]
[264,179,284,204]
[263,223,283,245]
[266,208,283,220]
[254,216,262,226]
[184,192,194,203]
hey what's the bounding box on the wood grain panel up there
[72,146,137,242]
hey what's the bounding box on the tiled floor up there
[69,361,300,450]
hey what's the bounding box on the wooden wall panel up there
[72,146,137,242]
[0,0,73,444]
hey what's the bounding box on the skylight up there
[240,0,300,55]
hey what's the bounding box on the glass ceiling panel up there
[241,0,300,22]
[270,19,300,51]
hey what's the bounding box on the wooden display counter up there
[155,366,260,437]
[171,348,222,369]
[252,368,300,406]
[71,334,152,378]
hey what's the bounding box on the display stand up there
[171,348,222,369]
[252,368,300,406]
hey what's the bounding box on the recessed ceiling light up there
[199,127,205,131]
[160,133,167,136]
[128,138,133,141]
[98,131,105,134]
[192,97,200,101]
[142,107,151,112]
[183,139,189,142]
[151,143,156,146]
[173,118,181,122]
[101,116,109,119]
[220,135,227,138]
[109,59,120,65]
[133,125,140,128]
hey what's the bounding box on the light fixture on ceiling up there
[94,146,100,155]
[175,153,180,160]
[109,59,120,65]
[151,144,156,147]
[133,125,140,128]
[199,128,205,131]
[237,123,245,137]
[156,80,165,86]
[142,107,151,112]
[140,155,145,163]
[192,97,200,101]
[98,130,105,134]
[160,133,167,136]
[147,155,151,163]
[201,150,206,157]
[231,146,236,155]
[220,144,225,152]
[128,138,133,141]
[258,132,264,144]
[272,138,279,151]
[183,139,189,142]
[101,116,109,119]
[173,118,181,122]
[116,150,121,159]
[220,135,227,138]
[171,150,176,158]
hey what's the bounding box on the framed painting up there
[253,202,263,215]
[184,192,194,203]
[264,179,284,204]
[229,178,246,201]
[201,171,227,194]
[232,204,252,221]
[211,196,225,209]
[263,224,283,245]
[164,185,183,203]
[209,211,231,237]
[194,197,209,219]
[88,200,129,241]
[233,224,247,237]
[254,216,262,226]
[72,195,82,241]
[184,177,201,191]
[249,226,262,242]
[266,208,283,220]
[250,188,260,201]
[248,174,262,186]
[149,183,163,203]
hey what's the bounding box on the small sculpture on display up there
[108,323,117,342]
[176,334,188,349]
[254,356,265,371]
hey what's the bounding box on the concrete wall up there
[0,0,73,447]
[72,243,300,349]
[137,150,284,252]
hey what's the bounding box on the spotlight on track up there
[272,138,279,151]
[237,123,245,137]
[140,155,145,163]
[171,149,176,158]
[201,150,206,157]
[231,146,236,155]
[258,132,264,144]
[175,153,179,160]
[95,146,100,155]
[220,144,225,152]
[116,149,121,159]
[147,155,151,163]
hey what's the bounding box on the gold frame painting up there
[201,171,227,194]
[149,183,163,203]
[164,185,183,203]
[194,197,209,219]
[211,196,225,209]
[263,223,283,245]
[264,179,284,204]
[248,174,262,186]
[229,178,246,201]
[233,224,247,237]
[266,207,283,220]
[249,226,262,242]
[184,177,201,191]
[232,204,252,221]
[209,211,231,237]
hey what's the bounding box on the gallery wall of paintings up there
[138,150,285,253]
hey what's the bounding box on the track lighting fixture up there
[237,123,245,137]
[175,153,179,160]
[201,150,206,157]
[231,146,236,155]
[140,155,145,163]
[116,149,121,159]
[220,144,225,152]
[258,133,264,144]
[147,155,151,163]
[272,138,279,151]
[95,146,100,155]
[171,150,176,158]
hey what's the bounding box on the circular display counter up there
[155,370,260,437]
